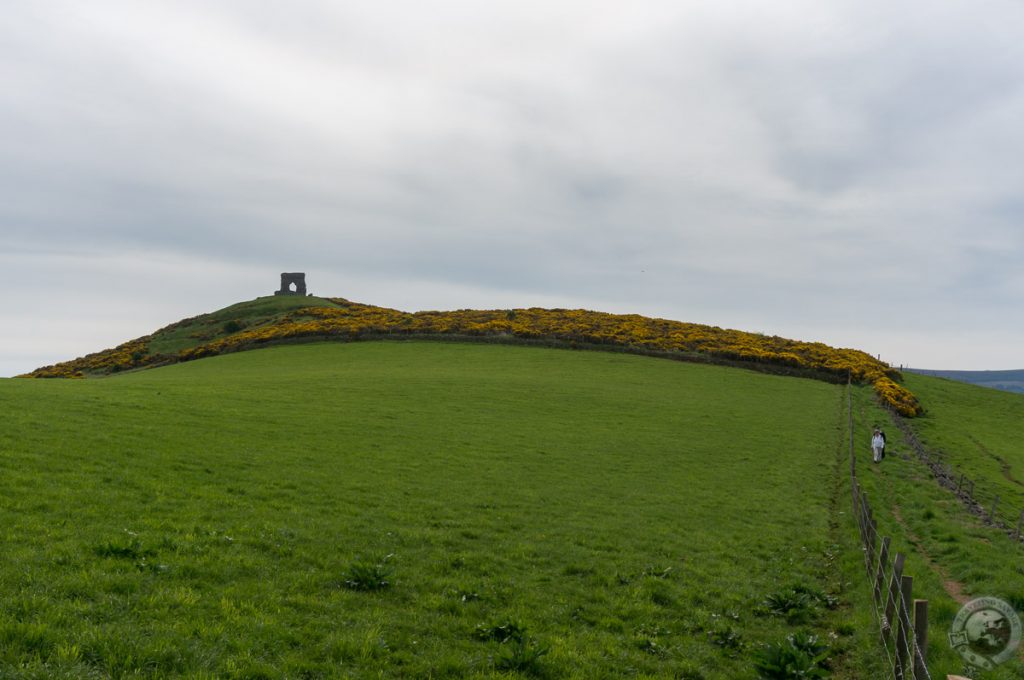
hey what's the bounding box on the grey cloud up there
[2,1,1023,374]
[715,2,1024,196]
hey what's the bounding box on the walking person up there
[879,429,887,460]
[871,429,885,464]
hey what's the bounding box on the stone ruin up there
[274,272,307,296]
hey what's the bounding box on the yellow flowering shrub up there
[27,338,156,378]
[872,377,923,418]
[23,297,922,416]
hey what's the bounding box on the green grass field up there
[1,341,869,679]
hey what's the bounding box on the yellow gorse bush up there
[25,298,923,416]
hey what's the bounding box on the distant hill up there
[906,368,1024,394]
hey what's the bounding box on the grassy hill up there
[3,341,876,678]
[24,296,921,416]
[6,298,1023,677]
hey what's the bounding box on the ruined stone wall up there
[275,273,307,296]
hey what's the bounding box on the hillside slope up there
[2,341,865,678]
[903,371,1024,511]
[25,295,921,415]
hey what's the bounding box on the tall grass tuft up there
[342,555,394,591]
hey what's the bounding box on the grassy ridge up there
[1,342,858,678]
[25,296,921,416]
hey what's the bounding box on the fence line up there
[883,404,1024,544]
[849,383,933,679]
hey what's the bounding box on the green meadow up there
[5,340,1023,679]
[2,341,868,679]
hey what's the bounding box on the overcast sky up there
[2,1,1023,377]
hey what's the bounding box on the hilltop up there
[25,295,922,416]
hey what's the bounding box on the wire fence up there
[849,384,933,679]
[883,404,1024,544]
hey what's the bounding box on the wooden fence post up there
[852,479,860,521]
[967,480,974,501]
[913,599,928,680]
[862,516,872,576]
[855,484,864,536]
[861,497,870,547]
[873,537,891,607]
[895,574,913,679]
[989,495,1000,523]
[862,504,872,557]
[1016,510,1024,540]
[865,518,878,579]
[956,473,963,493]
[883,552,905,639]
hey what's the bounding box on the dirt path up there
[890,505,969,605]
